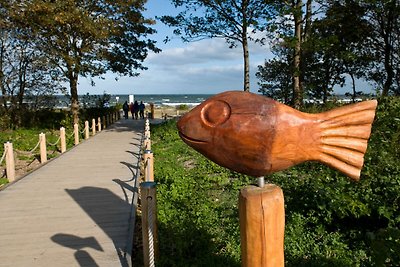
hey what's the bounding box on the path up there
[0,118,144,267]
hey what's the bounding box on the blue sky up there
[78,0,371,96]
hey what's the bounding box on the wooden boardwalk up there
[0,118,144,267]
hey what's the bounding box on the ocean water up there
[55,94,214,108]
[112,94,213,107]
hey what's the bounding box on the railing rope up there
[28,138,41,154]
[46,136,61,147]
[0,145,8,165]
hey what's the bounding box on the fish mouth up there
[178,131,207,144]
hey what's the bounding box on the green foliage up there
[152,97,400,266]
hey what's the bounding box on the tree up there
[0,3,63,128]
[256,45,293,103]
[363,0,400,96]
[12,0,159,123]
[160,0,275,92]
[266,0,314,108]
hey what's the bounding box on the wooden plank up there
[0,119,144,267]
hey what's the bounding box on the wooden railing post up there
[239,184,285,267]
[144,150,154,182]
[60,127,66,153]
[140,181,159,267]
[144,137,151,151]
[84,121,89,140]
[4,142,15,182]
[74,123,79,145]
[92,119,96,135]
[98,117,101,132]
[39,133,47,163]
[102,116,106,129]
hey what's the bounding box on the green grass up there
[152,97,400,266]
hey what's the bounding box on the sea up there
[54,94,214,108]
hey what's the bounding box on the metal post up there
[257,176,265,188]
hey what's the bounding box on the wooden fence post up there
[39,133,47,163]
[92,118,96,135]
[150,103,154,119]
[73,123,79,145]
[144,150,154,182]
[60,127,66,153]
[4,142,15,182]
[84,121,89,140]
[102,116,106,129]
[144,137,151,151]
[98,117,101,132]
[141,181,159,267]
[239,184,285,267]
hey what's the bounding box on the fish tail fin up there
[317,100,378,181]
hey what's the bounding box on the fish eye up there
[201,100,231,127]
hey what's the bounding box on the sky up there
[78,0,371,96]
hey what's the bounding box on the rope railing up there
[0,146,8,165]
[0,112,118,183]
[28,139,41,153]
[140,119,158,267]
[46,136,61,147]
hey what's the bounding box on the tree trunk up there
[350,73,356,103]
[242,36,250,92]
[69,73,79,124]
[292,0,303,109]
[242,0,250,92]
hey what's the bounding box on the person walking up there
[129,102,134,119]
[122,101,129,119]
[139,101,145,119]
[133,101,139,120]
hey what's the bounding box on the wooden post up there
[60,127,66,153]
[144,150,154,182]
[239,184,285,267]
[98,117,101,132]
[39,133,47,163]
[73,123,79,145]
[141,181,159,267]
[102,116,106,129]
[84,121,89,140]
[144,137,151,151]
[4,142,15,182]
[145,129,151,139]
[150,103,154,119]
[92,119,96,135]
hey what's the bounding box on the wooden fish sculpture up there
[177,91,377,181]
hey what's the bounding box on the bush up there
[152,97,400,266]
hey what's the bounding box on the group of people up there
[122,100,145,120]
